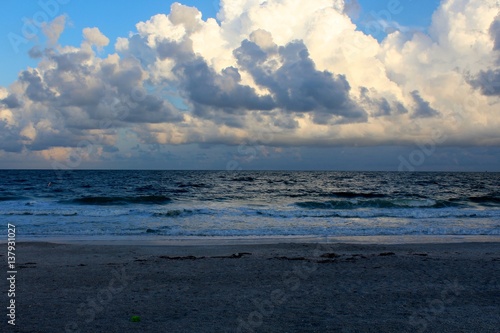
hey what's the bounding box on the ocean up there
[1,170,499,240]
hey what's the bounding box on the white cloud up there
[83,27,110,50]
[42,15,67,46]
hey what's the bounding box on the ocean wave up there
[255,207,499,219]
[0,196,29,202]
[2,211,78,217]
[153,209,190,217]
[177,182,210,188]
[146,226,173,234]
[152,208,215,217]
[134,185,155,192]
[231,176,255,182]
[295,199,463,210]
[167,188,190,194]
[112,226,500,237]
[148,205,500,220]
[468,195,500,205]
[320,191,386,199]
[63,195,172,205]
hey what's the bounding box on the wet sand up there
[3,241,499,332]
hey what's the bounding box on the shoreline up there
[7,234,500,246]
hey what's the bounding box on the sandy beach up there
[3,240,499,333]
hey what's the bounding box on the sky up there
[0,0,499,171]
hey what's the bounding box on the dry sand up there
[2,240,499,332]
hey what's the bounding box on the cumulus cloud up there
[1,0,500,165]
[42,15,67,46]
[1,27,184,156]
[410,90,440,118]
[343,0,361,19]
[0,94,22,109]
[470,69,500,96]
[83,27,110,50]
[0,120,24,153]
[169,2,203,32]
[234,38,366,124]
[468,14,500,95]
[490,14,500,52]
[28,46,43,59]
[359,87,407,117]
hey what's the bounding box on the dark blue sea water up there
[0,170,499,239]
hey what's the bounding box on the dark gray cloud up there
[153,31,367,125]
[176,60,275,113]
[266,111,299,129]
[28,46,43,59]
[410,90,440,118]
[469,69,500,96]
[19,69,56,103]
[157,38,195,61]
[2,42,187,153]
[101,60,143,95]
[360,87,408,117]
[27,131,85,151]
[152,36,277,126]
[0,120,24,153]
[234,37,367,124]
[48,49,93,73]
[490,14,500,52]
[103,145,119,153]
[23,47,184,130]
[125,35,158,67]
[1,94,22,109]
[118,93,184,124]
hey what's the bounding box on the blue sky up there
[0,0,499,170]
[354,0,441,39]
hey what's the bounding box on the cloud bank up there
[1,0,499,165]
